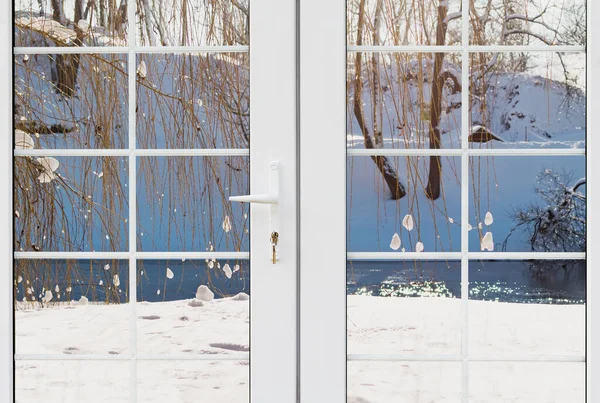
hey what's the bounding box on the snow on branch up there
[444,12,462,24]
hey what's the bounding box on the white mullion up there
[14,149,250,157]
[347,252,461,260]
[461,255,469,402]
[587,2,598,401]
[14,149,131,157]
[127,0,137,401]
[136,251,249,260]
[15,353,250,361]
[347,148,585,157]
[17,352,584,363]
[461,1,470,402]
[14,46,249,55]
[130,46,249,53]
[13,251,250,260]
[136,354,249,361]
[467,252,586,260]
[469,45,586,53]
[18,147,585,158]
[135,148,249,156]
[348,45,462,53]
[14,47,129,54]
[348,149,462,156]
[1,2,13,401]
[14,252,130,259]
[346,252,585,261]
[466,149,585,156]
[347,45,586,53]
[347,354,585,363]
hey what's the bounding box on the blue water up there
[347,260,586,304]
[15,259,585,305]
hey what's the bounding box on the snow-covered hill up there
[348,54,586,149]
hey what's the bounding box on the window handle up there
[229,161,280,263]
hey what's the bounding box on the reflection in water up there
[347,260,585,304]
[470,260,585,304]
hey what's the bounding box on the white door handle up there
[229,194,278,204]
[229,160,280,263]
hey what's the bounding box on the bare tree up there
[425,2,451,200]
[352,0,406,200]
[503,170,586,253]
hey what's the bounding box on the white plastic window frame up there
[300,0,599,402]
[0,0,299,401]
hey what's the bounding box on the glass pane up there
[347,0,462,46]
[136,53,249,149]
[16,361,130,402]
[348,53,462,150]
[136,0,249,46]
[14,259,130,355]
[469,52,585,149]
[348,361,462,402]
[469,260,585,357]
[14,156,129,252]
[468,156,585,252]
[348,156,461,252]
[14,54,128,149]
[136,259,249,355]
[137,361,249,402]
[14,1,128,47]
[137,156,249,252]
[348,260,461,355]
[470,0,586,46]
[469,362,585,403]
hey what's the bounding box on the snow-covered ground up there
[348,53,586,150]
[15,295,585,402]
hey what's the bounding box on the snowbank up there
[15,295,585,402]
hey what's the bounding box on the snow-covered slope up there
[15,296,585,402]
[347,54,586,149]
[471,69,586,146]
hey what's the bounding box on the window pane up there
[468,156,585,252]
[348,53,462,150]
[15,54,128,149]
[137,156,249,252]
[347,0,462,46]
[470,0,586,46]
[137,361,249,402]
[348,260,461,355]
[14,156,129,252]
[348,156,461,252]
[15,1,128,47]
[14,259,130,355]
[136,53,249,149]
[348,361,462,402]
[469,260,585,357]
[136,259,249,355]
[469,52,585,149]
[136,0,249,46]
[16,361,130,402]
[469,362,585,403]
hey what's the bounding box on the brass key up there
[270,231,279,264]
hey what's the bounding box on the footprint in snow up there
[209,343,249,352]
[139,315,160,320]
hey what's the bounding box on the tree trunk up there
[425,3,449,200]
[51,0,82,98]
[371,0,384,146]
[353,0,406,200]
